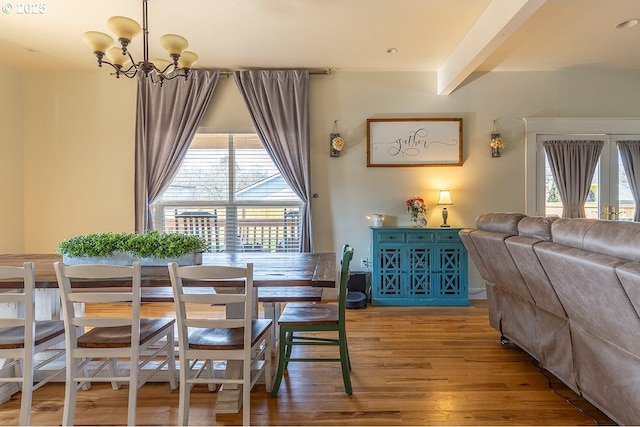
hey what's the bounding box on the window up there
[524,117,640,221]
[535,134,636,220]
[543,141,634,220]
[152,133,303,252]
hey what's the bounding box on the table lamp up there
[437,190,453,227]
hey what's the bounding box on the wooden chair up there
[271,244,354,397]
[168,262,272,426]
[53,262,178,426]
[0,262,66,426]
[258,286,323,354]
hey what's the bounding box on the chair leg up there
[62,358,78,426]
[206,360,216,392]
[14,358,23,392]
[81,359,91,391]
[242,355,251,426]
[109,357,121,390]
[264,331,273,392]
[270,326,288,397]
[166,330,178,390]
[263,302,281,355]
[283,331,294,369]
[339,329,352,395]
[344,335,352,370]
[178,358,190,426]
[19,355,34,426]
[127,358,139,426]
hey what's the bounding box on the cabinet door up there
[435,244,467,301]
[374,245,404,300]
[406,245,433,299]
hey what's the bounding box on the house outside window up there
[152,133,303,252]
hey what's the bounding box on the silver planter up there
[62,251,203,267]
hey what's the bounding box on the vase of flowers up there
[406,196,427,227]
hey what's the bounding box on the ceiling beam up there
[437,0,546,95]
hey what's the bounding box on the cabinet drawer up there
[436,231,460,242]
[376,232,405,243]
[407,232,434,243]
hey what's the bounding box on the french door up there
[536,134,638,221]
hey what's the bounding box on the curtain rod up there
[217,69,331,77]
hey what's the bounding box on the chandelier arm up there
[98,59,124,74]
[110,69,138,79]
[98,60,137,79]
[162,70,188,81]
[126,50,136,67]
[157,62,175,75]
[120,63,138,76]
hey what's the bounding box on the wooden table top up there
[0,252,337,289]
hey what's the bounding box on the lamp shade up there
[178,51,198,69]
[151,58,173,73]
[82,31,114,53]
[160,34,188,55]
[106,47,130,66]
[437,190,453,205]
[107,16,142,41]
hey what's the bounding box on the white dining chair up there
[168,262,272,426]
[0,262,66,426]
[54,261,178,426]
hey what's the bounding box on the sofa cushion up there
[517,216,557,241]
[475,213,525,235]
[583,220,640,262]
[550,218,597,249]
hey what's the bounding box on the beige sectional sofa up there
[460,213,640,425]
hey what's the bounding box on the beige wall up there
[22,72,136,252]
[0,64,24,252]
[13,69,640,291]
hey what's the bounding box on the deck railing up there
[156,205,302,253]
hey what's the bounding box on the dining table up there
[0,251,337,413]
[0,252,337,289]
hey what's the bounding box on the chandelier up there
[82,0,198,83]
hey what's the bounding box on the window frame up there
[152,132,303,252]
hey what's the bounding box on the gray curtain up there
[233,70,312,252]
[134,70,219,232]
[617,140,640,221]
[543,140,604,218]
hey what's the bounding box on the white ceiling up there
[1,0,639,93]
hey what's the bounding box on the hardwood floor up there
[0,300,614,426]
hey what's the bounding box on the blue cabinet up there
[371,227,469,306]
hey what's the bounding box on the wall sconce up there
[490,120,506,157]
[437,190,453,228]
[330,120,345,157]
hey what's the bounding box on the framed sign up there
[367,118,463,167]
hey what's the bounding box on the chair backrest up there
[54,262,142,355]
[338,245,354,322]
[168,262,254,356]
[0,262,36,351]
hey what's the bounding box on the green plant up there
[57,231,207,258]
